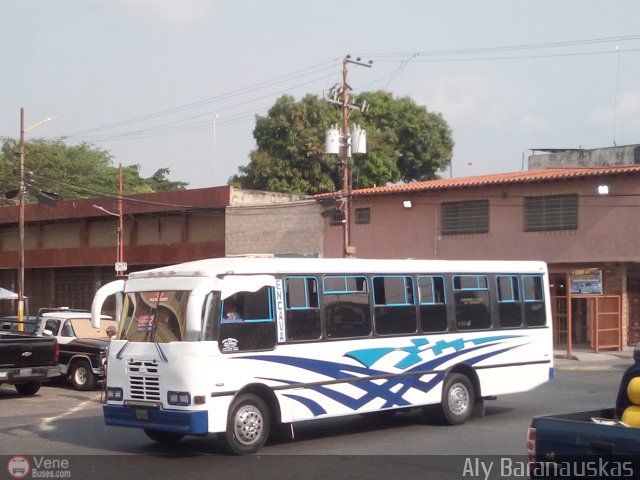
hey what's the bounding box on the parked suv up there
[36,308,116,390]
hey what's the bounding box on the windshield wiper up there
[116,340,130,360]
[154,340,168,362]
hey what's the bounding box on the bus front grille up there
[129,375,161,401]
[127,360,161,401]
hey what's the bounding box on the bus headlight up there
[106,387,123,401]
[167,391,191,406]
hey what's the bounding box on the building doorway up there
[570,298,591,346]
[550,271,622,353]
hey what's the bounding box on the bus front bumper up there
[103,405,209,435]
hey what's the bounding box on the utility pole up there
[117,163,125,276]
[340,59,351,257]
[326,55,372,257]
[18,108,25,322]
[16,109,56,323]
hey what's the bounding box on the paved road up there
[0,357,632,479]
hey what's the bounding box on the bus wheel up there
[144,429,184,444]
[439,373,474,425]
[221,393,271,455]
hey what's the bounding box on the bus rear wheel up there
[438,373,474,425]
[221,393,271,455]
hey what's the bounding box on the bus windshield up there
[120,291,189,343]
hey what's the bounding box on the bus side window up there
[323,275,371,339]
[418,275,448,333]
[453,275,492,330]
[219,286,276,352]
[285,276,321,341]
[523,275,546,327]
[497,275,523,328]
[373,275,417,335]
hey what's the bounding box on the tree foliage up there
[0,138,187,204]
[230,91,453,194]
[230,95,340,194]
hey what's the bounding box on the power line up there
[358,34,640,59]
[61,58,342,138]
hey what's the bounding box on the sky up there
[3,1,640,190]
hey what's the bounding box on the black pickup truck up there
[0,319,59,395]
[528,345,640,478]
[36,308,116,390]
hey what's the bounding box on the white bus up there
[91,257,554,454]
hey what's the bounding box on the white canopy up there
[0,287,18,300]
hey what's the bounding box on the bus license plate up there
[135,409,149,421]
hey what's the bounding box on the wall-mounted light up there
[597,185,610,195]
[403,200,412,209]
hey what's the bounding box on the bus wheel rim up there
[448,383,469,415]
[233,405,264,445]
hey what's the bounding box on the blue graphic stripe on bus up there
[245,336,525,415]
[255,344,489,411]
[346,335,521,369]
[282,394,327,416]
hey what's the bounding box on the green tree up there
[146,167,188,192]
[354,91,453,184]
[230,94,341,194]
[230,91,453,194]
[0,138,188,203]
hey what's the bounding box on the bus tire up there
[70,359,97,391]
[439,373,474,425]
[144,429,184,444]
[221,393,271,455]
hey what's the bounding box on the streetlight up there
[18,108,56,322]
[91,164,126,277]
[91,205,125,275]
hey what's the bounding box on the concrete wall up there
[529,145,640,169]
[226,190,322,257]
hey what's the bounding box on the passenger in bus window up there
[223,301,243,322]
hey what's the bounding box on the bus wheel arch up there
[237,383,281,425]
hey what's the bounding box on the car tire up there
[14,382,41,395]
[70,359,97,391]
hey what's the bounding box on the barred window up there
[441,200,489,235]
[524,195,578,232]
[329,210,345,227]
[355,207,371,225]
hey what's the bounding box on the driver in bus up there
[223,300,243,322]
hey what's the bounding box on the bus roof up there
[127,257,548,280]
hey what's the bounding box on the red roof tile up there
[316,166,640,198]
